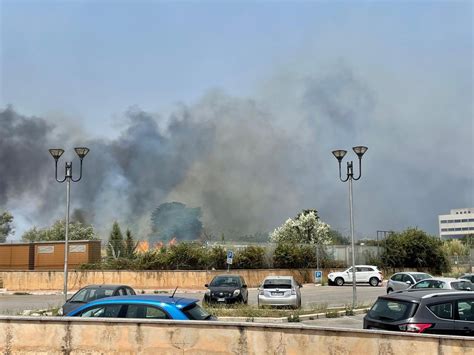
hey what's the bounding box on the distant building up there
[438,208,474,240]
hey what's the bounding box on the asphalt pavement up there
[0,283,386,315]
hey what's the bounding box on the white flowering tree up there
[270,209,331,246]
[270,210,331,269]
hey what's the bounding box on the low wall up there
[0,316,472,354]
[0,269,322,291]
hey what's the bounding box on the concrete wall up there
[0,269,319,291]
[0,316,472,354]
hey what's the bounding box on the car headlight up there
[57,308,64,316]
[258,288,264,295]
[205,290,211,296]
[233,289,241,297]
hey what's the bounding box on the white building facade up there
[438,208,474,240]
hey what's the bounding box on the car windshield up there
[368,299,417,322]
[70,288,115,302]
[412,274,432,282]
[263,279,292,289]
[210,277,240,287]
[182,303,212,320]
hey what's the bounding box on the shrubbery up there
[82,243,268,270]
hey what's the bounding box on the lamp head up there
[74,147,90,160]
[352,146,368,158]
[48,148,64,161]
[332,149,347,162]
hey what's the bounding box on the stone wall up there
[0,269,321,291]
[0,316,472,354]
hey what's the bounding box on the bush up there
[208,246,227,270]
[234,246,267,269]
[166,242,209,270]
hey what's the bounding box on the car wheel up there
[387,288,393,294]
[335,277,344,286]
[369,277,379,287]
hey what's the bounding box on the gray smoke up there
[1,64,472,241]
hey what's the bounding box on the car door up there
[426,301,455,335]
[389,274,404,291]
[124,304,169,319]
[345,267,354,282]
[454,299,474,336]
[401,274,415,289]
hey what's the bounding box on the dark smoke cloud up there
[1,64,472,241]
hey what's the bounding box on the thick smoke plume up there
[0,65,472,241]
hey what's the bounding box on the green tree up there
[328,229,350,245]
[124,229,138,259]
[0,211,14,243]
[21,220,96,242]
[107,222,125,259]
[381,228,450,274]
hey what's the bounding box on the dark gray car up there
[364,289,474,336]
[60,284,135,315]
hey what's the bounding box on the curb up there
[217,308,370,323]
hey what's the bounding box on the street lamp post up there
[332,146,368,309]
[49,147,89,303]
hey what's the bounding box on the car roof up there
[352,265,378,268]
[79,294,199,307]
[416,277,457,282]
[395,271,431,275]
[82,284,131,290]
[382,289,473,302]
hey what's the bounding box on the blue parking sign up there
[227,250,234,259]
[314,270,323,284]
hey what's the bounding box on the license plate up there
[271,292,283,296]
[217,298,225,302]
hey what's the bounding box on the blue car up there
[65,295,214,321]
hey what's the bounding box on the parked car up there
[364,289,474,336]
[386,272,433,294]
[459,273,474,283]
[203,274,248,304]
[257,276,302,309]
[409,277,473,291]
[60,284,136,316]
[65,295,215,320]
[328,265,383,287]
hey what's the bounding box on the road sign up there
[227,250,233,265]
[314,270,323,284]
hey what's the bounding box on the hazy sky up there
[0,0,472,240]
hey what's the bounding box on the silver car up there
[257,276,302,309]
[386,272,433,294]
[410,277,473,291]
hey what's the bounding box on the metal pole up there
[349,177,357,309]
[64,177,71,303]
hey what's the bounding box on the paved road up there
[0,284,385,314]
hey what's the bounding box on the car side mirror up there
[299,284,303,288]
[204,284,209,288]
[242,284,247,288]
[406,281,412,285]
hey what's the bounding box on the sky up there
[0,0,473,241]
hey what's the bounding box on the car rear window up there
[368,299,417,322]
[263,279,292,289]
[451,281,473,291]
[182,303,212,320]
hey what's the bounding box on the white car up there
[328,265,383,287]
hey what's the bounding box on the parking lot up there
[0,283,385,315]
